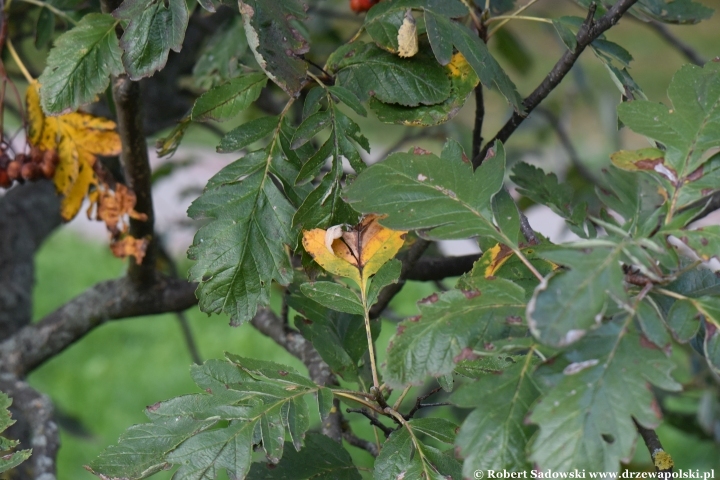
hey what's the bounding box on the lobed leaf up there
[529,319,681,471]
[187,143,296,325]
[384,278,526,387]
[452,353,541,474]
[344,140,507,242]
[528,245,627,347]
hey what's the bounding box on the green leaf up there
[39,13,122,114]
[168,420,258,479]
[0,392,31,474]
[459,243,557,300]
[425,9,454,65]
[635,0,713,24]
[617,63,720,197]
[366,258,402,307]
[292,171,359,231]
[436,14,524,112]
[239,0,309,96]
[369,49,479,126]
[115,355,321,480]
[384,278,526,387]
[291,291,378,383]
[703,323,720,374]
[552,18,577,51]
[191,73,267,122]
[528,245,626,347]
[511,162,593,238]
[187,143,296,325]
[529,319,680,472]
[667,298,702,341]
[114,0,188,80]
[247,433,362,479]
[300,281,364,315]
[345,142,509,243]
[87,416,219,478]
[192,17,247,89]
[365,7,405,54]
[636,299,671,348]
[328,85,367,117]
[156,117,190,158]
[292,100,366,230]
[493,28,533,75]
[374,418,461,480]
[365,0,468,21]
[452,353,541,473]
[35,7,55,49]
[292,109,333,150]
[665,226,720,261]
[217,115,279,153]
[329,42,451,107]
[492,187,521,246]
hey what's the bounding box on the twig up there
[404,386,443,419]
[5,38,33,83]
[369,238,431,319]
[473,0,640,168]
[175,311,202,365]
[644,20,704,66]
[342,431,379,457]
[346,408,393,437]
[487,0,543,37]
[634,418,674,473]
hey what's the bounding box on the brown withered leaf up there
[89,183,147,235]
[110,235,149,265]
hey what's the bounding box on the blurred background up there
[2,0,719,477]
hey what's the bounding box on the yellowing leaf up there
[302,214,406,292]
[26,80,121,220]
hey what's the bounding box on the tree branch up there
[346,408,393,437]
[472,0,640,167]
[634,418,673,473]
[0,181,61,336]
[1,374,59,479]
[405,254,480,281]
[342,431,379,457]
[0,275,197,377]
[110,75,156,284]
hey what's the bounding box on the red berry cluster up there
[0,145,58,188]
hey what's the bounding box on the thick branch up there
[0,275,197,377]
[406,254,480,281]
[1,374,59,480]
[111,76,156,284]
[0,181,61,336]
[250,308,343,442]
[473,0,639,167]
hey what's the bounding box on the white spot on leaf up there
[397,11,418,58]
[563,359,599,375]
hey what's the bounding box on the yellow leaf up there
[26,80,121,220]
[302,215,406,292]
